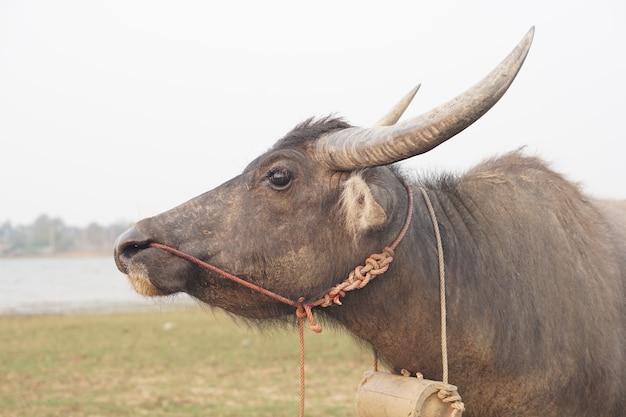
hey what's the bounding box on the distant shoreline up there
[1,251,112,260]
[0,256,199,316]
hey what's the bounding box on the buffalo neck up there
[322,183,449,378]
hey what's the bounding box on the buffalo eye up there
[267,167,293,190]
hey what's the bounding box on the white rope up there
[418,187,449,384]
[419,188,466,415]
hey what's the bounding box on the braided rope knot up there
[438,386,465,417]
[296,299,322,333]
[316,247,394,307]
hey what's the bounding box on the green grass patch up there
[0,307,374,416]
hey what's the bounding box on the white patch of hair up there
[339,173,387,240]
[127,265,166,297]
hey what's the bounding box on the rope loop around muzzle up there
[148,179,413,332]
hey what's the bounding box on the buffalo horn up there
[315,27,535,170]
[374,84,420,126]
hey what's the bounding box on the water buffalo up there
[114,28,625,416]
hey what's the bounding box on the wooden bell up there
[356,371,464,417]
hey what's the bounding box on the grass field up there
[0,306,374,417]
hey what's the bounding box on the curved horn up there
[315,27,535,170]
[375,84,420,126]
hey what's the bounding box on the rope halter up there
[147,179,414,417]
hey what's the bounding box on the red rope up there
[147,180,413,417]
[297,308,307,417]
[148,242,301,308]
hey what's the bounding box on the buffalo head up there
[114,28,533,319]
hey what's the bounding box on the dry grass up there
[0,307,374,417]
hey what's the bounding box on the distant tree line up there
[0,215,130,257]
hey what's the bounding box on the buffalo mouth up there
[119,247,193,297]
[114,227,192,297]
[126,264,168,297]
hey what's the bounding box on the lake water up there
[0,257,194,315]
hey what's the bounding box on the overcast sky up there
[1,0,625,227]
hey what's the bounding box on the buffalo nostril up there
[113,226,152,273]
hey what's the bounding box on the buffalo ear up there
[341,174,387,239]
